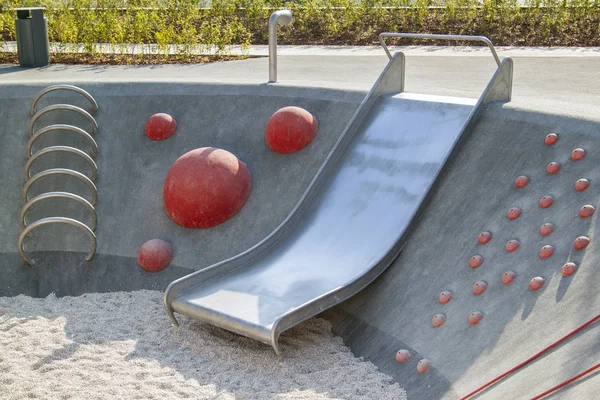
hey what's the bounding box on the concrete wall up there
[0,82,364,296]
[327,104,600,399]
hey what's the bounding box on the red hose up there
[530,362,600,400]
[460,313,600,400]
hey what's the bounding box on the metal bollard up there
[15,7,50,67]
[268,10,293,83]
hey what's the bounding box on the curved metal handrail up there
[18,216,97,265]
[379,32,502,67]
[29,104,99,137]
[21,191,97,231]
[24,146,98,181]
[23,168,98,205]
[268,10,293,83]
[28,124,98,158]
[30,85,99,116]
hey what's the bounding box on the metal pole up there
[268,10,293,83]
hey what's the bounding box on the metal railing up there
[268,10,293,83]
[19,85,100,265]
[379,33,502,67]
[30,84,99,116]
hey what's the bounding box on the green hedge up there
[1,0,599,57]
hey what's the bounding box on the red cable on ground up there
[460,313,600,400]
[530,362,600,400]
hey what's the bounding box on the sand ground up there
[0,290,406,400]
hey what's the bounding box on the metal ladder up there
[18,85,99,265]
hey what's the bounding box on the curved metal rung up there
[28,124,98,158]
[379,32,502,67]
[18,216,97,265]
[21,191,97,231]
[30,84,99,116]
[23,168,98,206]
[29,104,98,137]
[24,146,98,181]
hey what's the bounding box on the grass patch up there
[0,51,247,65]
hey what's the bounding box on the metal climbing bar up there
[379,33,502,67]
[21,191,97,231]
[23,168,98,205]
[28,124,98,158]
[29,104,98,136]
[18,216,97,265]
[24,145,98,181]
[30,84,99,116]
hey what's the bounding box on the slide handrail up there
[379,32,501,67]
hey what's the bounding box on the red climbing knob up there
[540,245,555,259]
[145,113,177,140]
[469,311,484,325]
[137,239,174,272]
[507,207,522,220]
[265,106,319,154]
[417,359,432,374]
[469,255,484,269]
[432,314,446,328]
[546,162,561,174]
[529,277,545,291]
[562,262,578,277]
[506,240,520,253]
[478,231,492,244]
[545,133,559,145]
[575,179,589,191]
[502,271,516,285]
[571,148,586,161]
[395,349,410,363]
[515,175,529,188]
[574,236,590,250]
[163,147,252,228]
[539,223,555,237]
[439,291,453,304]
[580,205,595,218]
[540,195,554,208]
[473,281,488,295]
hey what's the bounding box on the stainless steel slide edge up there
[164,52,513,355]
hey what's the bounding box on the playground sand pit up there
[0,290,406,400]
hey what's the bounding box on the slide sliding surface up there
[165,52,513,354]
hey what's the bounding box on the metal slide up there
[164,34,513,355]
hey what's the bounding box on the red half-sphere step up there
[571,148,586,161]
[580,205,595,218]
[478,231,492,244]
[562,262,578,277]
[530,277,545,291]
[575,179,590,191]
[545,133,559,145]
[574,236,590,250]
[469,311,484,325]
[395,349,410,364]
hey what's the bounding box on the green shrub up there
[0,0,598,60]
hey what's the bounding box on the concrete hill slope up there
[327,103,600,400]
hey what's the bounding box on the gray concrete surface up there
[0,82,363,295]
[330,104,600,399]
[2,53,600,399]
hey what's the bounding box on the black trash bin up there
[15,7,50,67]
